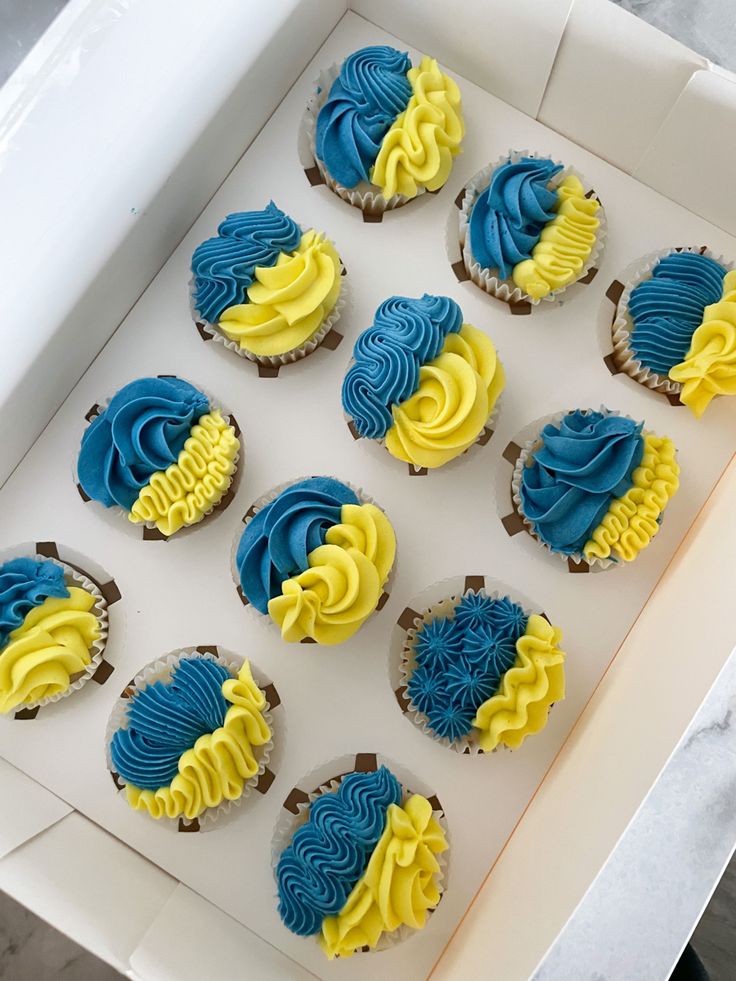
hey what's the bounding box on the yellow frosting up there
[584,434,680,562]
[268,503,396,644]
[320,794,447,959]
[218,231,342,356]
[0,588,99,714]
[472,614,565,751]
[669,270,736,417]
[512,176,600,300]
[385,323,504,469]
[125,660,271,821]
[370,56,464,199]
[129,410,239,536]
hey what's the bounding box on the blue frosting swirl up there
[407,594,528,742]
[342,294,463,438]
[0,558,69,649]
[110,657,231,791]
[236,477,359,615]
[469,157,562,279]
[276,767,402,935]
[191,202,302,323]
[519,410,644,555]
[628,251,726,375]
[77,377,209,511]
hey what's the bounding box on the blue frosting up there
[191,202,302,323]
[342,294,463,438]
[407,593,528,742]
[0,558,69,649]
[109,657,231,791]
[628,251,726,376]
[519,410,644,555]
[315,45,412,188]
[236,477,359,615]
[77,377,209,511]
[276,767,402,935]
[469,157,562,279]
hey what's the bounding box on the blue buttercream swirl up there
[276,767,402,936]
[315,45,413,188]
[628,251,726,376]
[236,477,359,615]
[109,657,231,791]
[469,157,562,279]
[407,593,528,742]
[342,294,463,438]
[191,202,302,323]
[77,377,209,511]
[519,410,644,555]
[0,558,69,649]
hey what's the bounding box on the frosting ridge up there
[0,558,68,649]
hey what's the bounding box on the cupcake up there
[107,648,275,828]
[395,579,565,752]
[234,477,395,645]
[274,761,448,958]
[190,201,345,368]
[458,151,604,306]
[77,376,240,539]
[303,45,464,218]
[512,409,680,569]
[609,248,736,417]
[0,554,108,715]
[342,294,504,472]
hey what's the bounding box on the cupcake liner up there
[450,149,607,309]
[271,752,449,955]
[608,245,736,398]
[231,476,397,641]
[190,245,349,372]
[105,646,280,832]
[299,63,422,219]
[0,546,110,716]
[74,375,243,541]
[389,575,551,754]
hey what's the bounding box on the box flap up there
[0,758,70,859]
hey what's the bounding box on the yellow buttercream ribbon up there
[512,175,600,300]
[584,434,679,562]
[385,323,504,469]
[125,660,271,821]
[218,230,342,357]
[472,614,565,751]
[370,56,464,199]
[268,502,396,644]
[129,410,239,536]
[0,588,100,714]
[669,269,736,417]
[319,794,448,959]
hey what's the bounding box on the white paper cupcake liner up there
[609,245,736,396]
[271,752,449,955]
[105,646,279,832]
[452,149,607,307]
[231,475,397,642]
[74,375,243,541]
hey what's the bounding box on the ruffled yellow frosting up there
[385,323,504,469]
[370,56,464,199]
[669,270,736,417]
[268,503,396,644]
[218,231,342,356]
[0,588,99,714]
[125,660,271,821]
[512,176,600,300]
[472,614,565,751]
[319,794,447,959]
[129,410,239,536]
[584,434,679,562]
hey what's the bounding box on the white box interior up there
[1,13,735,980]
